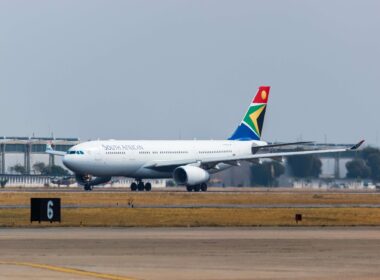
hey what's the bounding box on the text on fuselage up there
[101,144,144,151]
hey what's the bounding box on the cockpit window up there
[67,150,84,155]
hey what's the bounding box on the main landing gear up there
[186,183,208,192]
[130,181,152,192]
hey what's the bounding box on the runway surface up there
[1,227,380,280]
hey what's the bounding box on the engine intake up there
[173,166,210,186]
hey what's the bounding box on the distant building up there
[292,179,376,190]
[0,136,79,174]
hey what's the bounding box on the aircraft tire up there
[200,183,208,192]
[137,182,145,191]
[194,185,201,192]
[186,186,194,192]
[84,185,92,191]
[144,182,152,191]
[130,182,137,191]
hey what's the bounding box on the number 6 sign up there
[47,200,54,220]
[31,198,61,223]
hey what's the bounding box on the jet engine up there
[75,174,112,191]
[173,166,210,186]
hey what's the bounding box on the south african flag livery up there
[229,86,270,141]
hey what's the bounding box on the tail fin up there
[46,143,53,152]
[45,143,66,156]
[229,86,270,141]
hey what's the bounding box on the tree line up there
[346,147,380,181]
[9,162,69,176]
[251,147,380,187]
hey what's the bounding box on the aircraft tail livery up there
[229,86,270,141]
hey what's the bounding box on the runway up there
[1,227,380,280]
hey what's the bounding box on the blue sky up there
[0,0,379,145]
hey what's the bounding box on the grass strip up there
[1,207,380,227]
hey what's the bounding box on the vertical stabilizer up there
[229,86,270,141]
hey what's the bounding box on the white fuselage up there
[63,140,266,179]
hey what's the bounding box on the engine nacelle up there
[173,166,210,186]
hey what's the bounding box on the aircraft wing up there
[45,144,66,156]
[145,140,365,171]
[215,142,362,163]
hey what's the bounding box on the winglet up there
[350,140,365,150]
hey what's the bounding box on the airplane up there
[46,86,364,191]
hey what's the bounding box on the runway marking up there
[0,261,136,280]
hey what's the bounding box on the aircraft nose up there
[62,155,76,171]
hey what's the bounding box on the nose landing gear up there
[130,181,152,192]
